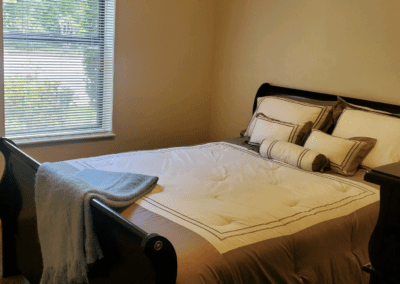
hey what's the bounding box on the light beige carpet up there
[0,221,30,284]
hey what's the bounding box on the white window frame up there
[0,0,116,145]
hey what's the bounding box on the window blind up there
[2,0,115,142]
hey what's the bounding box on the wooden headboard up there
[253,83,400,115]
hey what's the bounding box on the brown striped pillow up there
[303,130,377,176]
[244,96,333,137]
[259,138,329,172]
[248,114,313,146]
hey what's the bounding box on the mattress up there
[65,139,379,283]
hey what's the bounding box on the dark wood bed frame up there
[1,83,400,283]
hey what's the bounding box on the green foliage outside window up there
[3,0,105,136]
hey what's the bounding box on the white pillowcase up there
[249,114,312,145]
[332,108,400,169]
[244,96,332,137]
[304,129,376,175]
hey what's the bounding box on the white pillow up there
[338,96,400,117]
[332,108,400,169]
[249,114,312,145]
[244,96,332,137]
[304,129,377,175]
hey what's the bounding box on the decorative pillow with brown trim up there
[248,113,313,146]
[303,130,377,176]
[259,137,329,172]
[278,95,347,131]
[244,96,334,137]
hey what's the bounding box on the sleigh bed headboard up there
[253,83,400,116]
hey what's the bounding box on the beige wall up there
[210,0,400,141]
[9,0,216,163]
[2,0,400,162]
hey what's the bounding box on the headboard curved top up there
[254,83,400,115]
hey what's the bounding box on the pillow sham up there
[337,96,400,117]
[244,96,333,137]
[303,130,377,175]
[332,107,400,169]
[259,137,329,172]
[248,114,313,146]
[279,95,346,131]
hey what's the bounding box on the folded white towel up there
[35,162,158,284]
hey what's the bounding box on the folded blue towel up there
[76,168,158,197]
[35,162,158,284]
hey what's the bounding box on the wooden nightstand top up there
[372,162,400,179]
[364,162,400,187]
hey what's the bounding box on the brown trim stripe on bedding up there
[265,139,279,159]
[142,190,375,241]
[297,148,309,169]
[328,140,363,171]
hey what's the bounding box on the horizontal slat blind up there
[3,0,115,141]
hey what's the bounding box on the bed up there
[1,83,399,284]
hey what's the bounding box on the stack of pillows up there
[241,95,396,176]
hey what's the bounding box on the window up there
[2,0,115,144]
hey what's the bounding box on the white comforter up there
[65,142,379,253]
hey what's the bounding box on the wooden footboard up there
[0,138,177,284]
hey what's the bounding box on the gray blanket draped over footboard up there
[35,162,158,283]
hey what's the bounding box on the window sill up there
[10,132,116,147]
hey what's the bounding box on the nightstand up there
[363,162,400,284]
